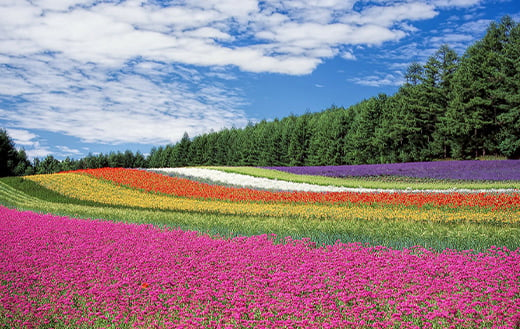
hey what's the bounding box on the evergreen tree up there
[238,124,260,166]
[256,120,282,166]
[0,129,18,177]
[0,129,33,176]
[496,17,520,158]
[177,132,192,166]
[61,157,76,171]
[134,151,147,168]
[447,16,518,158]
[404,62,424,86]
[429,45,459,158]
[374,95,403,163]
[36,155,61,174]
[344,96,385,164]
[147,147,162,168]
[307,107,348,166]
[287,114,310,166]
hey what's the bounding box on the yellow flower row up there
[26,173,520,223]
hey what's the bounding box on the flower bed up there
[1,206,519,328]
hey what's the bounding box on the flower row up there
[1,206,519,328]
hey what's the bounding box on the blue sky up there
[1,0,519,160]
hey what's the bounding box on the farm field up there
[1,162,520,328]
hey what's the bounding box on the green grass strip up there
[1,176,519,252]
[204,166,520,190]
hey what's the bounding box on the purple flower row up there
[1,206,519,328]
[265,160,520,181]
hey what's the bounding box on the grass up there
[204,166,520,190]
[1,177,519,252]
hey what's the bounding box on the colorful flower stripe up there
[72,168,520,210]
[25,173,520,223]
[1,207,519,328]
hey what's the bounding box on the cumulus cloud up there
[0,0,486,153]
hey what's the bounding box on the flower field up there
[1,207,519,328]
[1,162,520,328]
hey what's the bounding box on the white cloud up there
[2,128,55,159]
[430,0,482,8]
[457,19,494,34]
[55,145,82,156]
[4,128,38,147]
[341,50,357,60]
[353,2,438,27]
[25,148,53,160]
[349,72,404,87]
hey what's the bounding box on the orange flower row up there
[71,168,520,210]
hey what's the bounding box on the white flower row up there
[148,168,518,194]
[150,167,360,192]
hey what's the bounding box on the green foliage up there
[344,96,386,164]
[447,16,520,159]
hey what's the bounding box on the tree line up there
[1,16,519,176]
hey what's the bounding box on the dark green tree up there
[60,157,77,171]
[404,62,424,86]
[134,151,147,168]
[287,114,311,166]
[0,129,33,176]
[177,132,192,166]
[496,17,520,158]
[344,96,386,164]
[447,16,518,158]
[307,107,349,165]
[0,129,19,177]
[36,155,61,174]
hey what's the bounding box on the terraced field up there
[1,163,520,328]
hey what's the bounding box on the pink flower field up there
[1,206,519,328]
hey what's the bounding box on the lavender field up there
[265,160,520,181]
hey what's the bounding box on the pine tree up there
[0,129,31,177]
[447,16,518,158]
